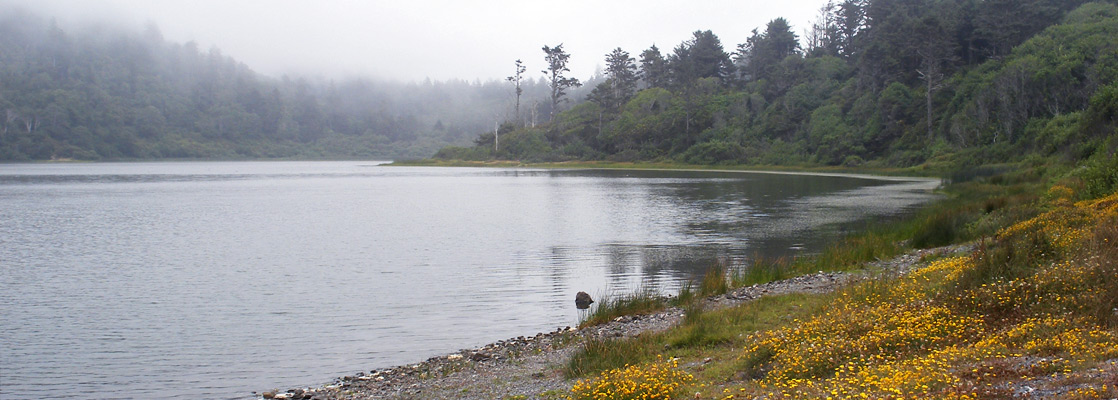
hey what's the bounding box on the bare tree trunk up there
[598,112,602,139]
[4,109,16,136]
[926,72,934,140]
[530,101,538,128]
[550,96,559,123]
[917,53,943,142]
[23,116,38,133]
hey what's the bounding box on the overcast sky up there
[9,0,828,83]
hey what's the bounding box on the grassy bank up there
[558,156,1118,400]
[389,158,937,178]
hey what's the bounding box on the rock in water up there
[575,291,594,309]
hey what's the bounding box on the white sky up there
[8,0,827,83]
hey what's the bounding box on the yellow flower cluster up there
[745,301,983,383]
[1046,185,1076,204]
[997,191,1118,254]
[568,356,694,400]
[952,278,1034,316]
[987,316,1118,359]
[911,256,971,283]
[1067,385,1110,399]
[733,188,1118,399]
[740,283,986,398]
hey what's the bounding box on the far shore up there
[388,158,949,184]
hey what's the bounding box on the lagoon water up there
[0,161,938,399]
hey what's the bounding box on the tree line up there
[440,0,1118,168]
[0,7,587,161]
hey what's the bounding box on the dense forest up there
[439,0,1118,169]
[0,6,600,161]
[2,1,1115,165]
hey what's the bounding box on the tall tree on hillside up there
[666,31,732,137]
[915,14,957,141]
[855,0,962,89]
[589,48,639,111]
[805,1,841,57]
[506,59,526,124]
[639,45,670,88]
[835,0,868,58]
[739,18,800,83]
[541,43,582,122]
[974,0,1085,59]
[670,30,733,85]
[857,0,933,90]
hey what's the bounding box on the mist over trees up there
[440,0,1118,168]
[3,1,1115,166]
[0,7,590,161]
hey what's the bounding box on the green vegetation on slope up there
[439,1,1118,171]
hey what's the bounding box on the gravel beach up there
[258,244,976,400]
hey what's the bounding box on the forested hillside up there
[3,1,1115,165]
[0,7,581,161]
[439,0,1118,169]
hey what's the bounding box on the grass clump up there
[731,256,791,288]
[564,336,662,379]
[668,282,695,307]
[910,210,965,248]
[699,263,730,297]
[806,227,905,270]
[670,261,730,308]
[578,288,665,329]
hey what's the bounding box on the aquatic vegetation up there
[567,356,693,400]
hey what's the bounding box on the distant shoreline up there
[389,159,946,184]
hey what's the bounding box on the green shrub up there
[1076,154,1118,199]
[681,141,745,165]
[433,145,490,160]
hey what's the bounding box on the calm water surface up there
[0,161,939,399]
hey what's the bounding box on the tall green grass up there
[732,256,791,288]
[563,335,661,379]
[578,288,665,328]
[699,263,729,297]
[669,281,696,307]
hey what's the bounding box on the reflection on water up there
[0,162,939,400]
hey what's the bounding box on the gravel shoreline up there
[257,244,973,400]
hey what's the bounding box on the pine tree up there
[541,44,582,122]
[506,59,527,124]
[639,45,670,88]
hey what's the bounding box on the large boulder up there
[575,291,594,309]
